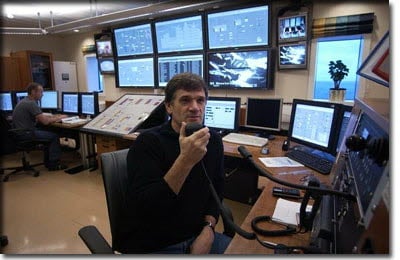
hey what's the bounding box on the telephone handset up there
[299,177,323,232]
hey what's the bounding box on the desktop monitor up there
[0,92,14,112]
[245,97,283,136]
[204,96,241,135]
[208,49,274,89]
[335,104,353,153]
[40,90,58,111]
[287,99,343,155]
[62,92,80,114]
[80,92,99,117]
[14,91,28,104]
[158,54,203,87]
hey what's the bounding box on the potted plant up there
[328,60,349,102]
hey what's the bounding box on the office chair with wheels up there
[1,128,50,182]
[78,148,235,254]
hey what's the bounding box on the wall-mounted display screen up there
[155,15,203,53]
[114,23,153,56]
[98,58,115,74]
[278,13,307,43]
[208,49,273,89]
[96,39,113,57]
[158,54,203,87]
[279,42,307,69]
[207,5,269,49]
[117,57,155,88]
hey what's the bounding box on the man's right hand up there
[179,122,210,167]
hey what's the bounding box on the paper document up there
[272,198,312,227]
[259,157,304,167]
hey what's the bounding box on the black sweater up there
[119,121,224,253]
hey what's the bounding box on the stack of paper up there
[271,198,312,227]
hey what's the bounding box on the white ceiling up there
[1,0,244,35]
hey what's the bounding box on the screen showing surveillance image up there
[279,14,306,41]
[279,43,306,65]
[208,50,268,88]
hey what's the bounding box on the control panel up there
[310,98,389,254]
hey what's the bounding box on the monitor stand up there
[255,131,275,140]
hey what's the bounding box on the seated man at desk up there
[125,73,231,254]
[12,82,69,171]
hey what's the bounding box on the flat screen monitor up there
[0,92,14,111]
[208,49,273,89]
[14,91,28,104]
[278,12,307,43]
[113,23,153,56]
[207,5,269,49]
[155,15,203,53]
[116,57,155,88]
[158,54,203,87]
[335,104,353,153]
[40,90,58,111]
[80,92,99,117]
[62,92,80,114]
[96,39,114,57]
[204,96,241,135]
[287,99,342,155]
[245,97,282,135]
[98,57,115,74]
[278,42,307,69]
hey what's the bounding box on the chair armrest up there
[221,201,235,238]
[78,225,113,254]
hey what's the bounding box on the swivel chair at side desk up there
[1,128,51,182]
[78,148,235,254]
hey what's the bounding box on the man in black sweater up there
[124,73,231,254]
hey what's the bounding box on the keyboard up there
[61,116,88,124]
[222,133,268,147]
[285,149,333,175]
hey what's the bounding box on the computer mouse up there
[268,134,276,140]
[282,139,289,151]
[261,147,269,155]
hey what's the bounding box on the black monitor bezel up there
[80,92,100,117]
[61,91,80,115]
[244,97,283,132]
[287,99,343,155]
[204,96,241,134]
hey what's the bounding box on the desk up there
[50,121,97,171]
[223,135,331,254]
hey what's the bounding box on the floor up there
[0,149,251,254]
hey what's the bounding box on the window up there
[85,54,104,92]
[313,35,363,101]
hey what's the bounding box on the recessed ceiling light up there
[73,29,80,32]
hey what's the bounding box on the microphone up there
[185,122,256,240]
[237,145,355,200]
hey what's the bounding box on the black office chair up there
[1,128,50,182]
[78,148,235,254]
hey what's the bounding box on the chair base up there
[1,161,43,182]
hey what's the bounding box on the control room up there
[0,0,391,255]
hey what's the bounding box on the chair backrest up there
[100,148,129,250]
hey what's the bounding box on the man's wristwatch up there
[203,221,215,233]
